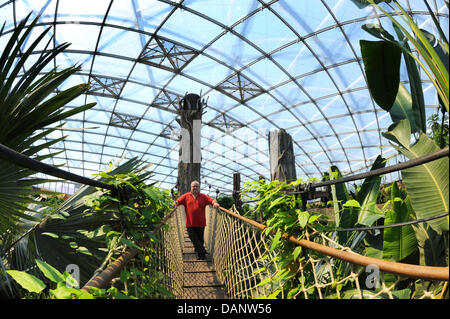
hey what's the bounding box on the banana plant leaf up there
[382,182,418,262]
[361,23,426,132]
[356,155,386,226]
[392,23,426,132]
[329,165,350,228]
[389,83,420,134]
[412,222,448,267]
[360,39,402,111]
[362,0,449,112]
[383,119,449,234]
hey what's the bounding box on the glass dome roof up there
[0,0,448,194]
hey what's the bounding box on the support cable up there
[301,146,449,190]
[0,143,114,191]
[240,147,449,201]
[329,212,449,232]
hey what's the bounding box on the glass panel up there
[184,0,258,26]
[234,7,297,53]
[57,0,111,22]
[205,31,262,68]
[97,26,147,58]
[157,8,223,50]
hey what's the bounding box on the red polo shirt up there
[176,192,214,227]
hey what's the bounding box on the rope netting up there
[84,205,447,299]
[141,207,185,298]
[203,206,448,299]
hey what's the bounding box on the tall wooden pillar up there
[176,93,204,195]
[268,128,297,183]
[233,172,242,211]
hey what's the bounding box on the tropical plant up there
[329,155,386,247]
[6,258,95,299]
[0,13,95,241]
[356,0,449,236]
[216,194,235,209]
[356,0,448,115]
[1,157,175,298]
[427,113,449,148]
[382,120,449,234]
[241,178,326,298]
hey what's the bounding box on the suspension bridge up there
[1,142,448,299]
[81,203,449,299]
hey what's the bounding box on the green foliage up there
[241,157,447,299]
[329,156,386,246]
[360,39,402,110]
[1,157,176,299]
[0,14,95,238]
[382,182,418,262]
[427,113,449,148]
[6,259,93,299]
[383,119,449,234]
[78,170,175,299]
[242,178,326,299]
[359,0,449,140]
[216,194,234,209]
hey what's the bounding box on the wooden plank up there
[182,231,227,299]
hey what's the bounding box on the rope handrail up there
[217,206,449,282]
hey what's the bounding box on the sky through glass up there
[0,0,448,195]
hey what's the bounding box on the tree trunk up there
[176,93,204,195]
[233,172,242,211]
[268,128,297,183]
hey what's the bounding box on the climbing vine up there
[241,178,326,298]
[4,167,176,299]
[82,170,175,298]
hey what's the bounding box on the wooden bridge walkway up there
[182,231,227,299]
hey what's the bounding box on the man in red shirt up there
[175,180,219,260]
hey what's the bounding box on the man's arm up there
[211,198,219,208]
[175,193,186,207]
[206,195,219,208]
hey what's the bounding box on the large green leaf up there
[382,183,418,262]
[35,259,66,283]
[389,83,420,133]
[329,165,358,246]
[329,165,349,227]
[356,155,386,226]
[412,222,448,267]
[6,270,46,294]
[381,118,412,149]
[399,134,449,234]
[392,23,426,132]
[383,119,449,234]
[360,40,402,110]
